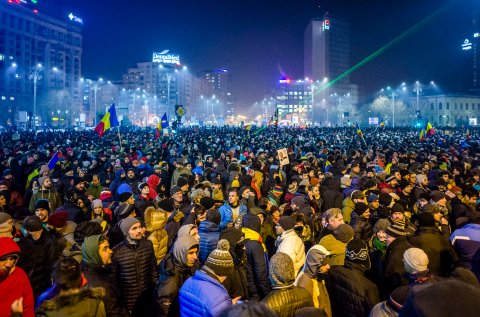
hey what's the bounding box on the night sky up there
[55,0,475,111]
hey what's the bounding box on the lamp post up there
[87,78,103,126]
[28,64,43,132]
[391,91,396,128]
[162,72,176,117]
[414,81,422,112]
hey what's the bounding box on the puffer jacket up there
[17,230,59,299]
[276,229,306,276]
[36,287,106,317]
[112,238,158,311]
[242,214,271,300]
[198,220,220,264]
[341,197,355,224]
[145,207,168,264]
[179,269,232,317]
[218,202,248,230]
[262,286,314,317]
[326,262,380,317]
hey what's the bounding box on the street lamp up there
[414,81,422,112]
[386,87,397,128]
[28,64,43,132]
[86,78,103,126]
[162,72,176,116]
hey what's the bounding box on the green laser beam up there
[253,126,267,135]
[314,0,456,96]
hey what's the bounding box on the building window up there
[439,102,442,110]
[455,103,457,110]
[431,103,434,110]
[466,103,469,110]
[460,103,463,110]
[446,102,449,110]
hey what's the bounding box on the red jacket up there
[0,267,35,317]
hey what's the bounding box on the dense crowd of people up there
[0,125,480,317]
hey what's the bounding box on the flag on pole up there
[47,152,60,170]
[244,124,253,131]
[94,103,119,137]
[425,122,435,137]
[379,121,385,129]
[161,112,169,129]
[355,122,364,139]
[419,129,425,141]
[155,121,161,140]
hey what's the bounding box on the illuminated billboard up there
[153,50,181,65]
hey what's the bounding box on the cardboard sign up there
[277,148,289,165]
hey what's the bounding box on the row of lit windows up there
[430,102,480,111]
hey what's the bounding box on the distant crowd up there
[0,126,480,317]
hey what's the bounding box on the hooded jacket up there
[198,220,220,264]
[36,287,106,317]
[242,214,271,300]
[81,235,129,317]
[220,227,249,299]
[276,229,306,276]
[145,207,168,264]
[319,234,348,267]
[155,235,199,317]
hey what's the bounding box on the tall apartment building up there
[0,1,83,126]
[202,69,234,118]
[304,14,358,124]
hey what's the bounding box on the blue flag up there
[48,152,59,170]
[161,113,169,129]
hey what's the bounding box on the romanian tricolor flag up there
[425,122,435,137]
[419,129,425,141]
[245,124,253,131]
[47,152,61,170]
[94,104,119,137]
[379,121,385,129]
[355,122,363,139]
[155,122,161,141]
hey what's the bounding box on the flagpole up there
[117,126,123,151]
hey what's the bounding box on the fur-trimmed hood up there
[39,286,105,311]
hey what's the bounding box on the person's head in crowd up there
[177,177,189,193]
[367,194,380,209]
[48,211,69,233]
[399,179,414,196]
[416,174,429,188]
[345,239,371,271]
[430,191,447,208]
[119,192,135,205]
[0,237,20,282]
[177,224,200,242]
[390,203,405,222]
[324,208,344,230]
[206,209,221,226]
[173,234,199,268]
[202,239,234,281]
[351,190,365,203]
[242,213,261,233]
[384,223,406,245]
[138,182,150,197]
[258,197,272,212]
[333,224,355,243]
[0,213,13,238]
[275,216,295,235]
[126,168,136,180]
[119,217,142,242]
[92,199,103,217]
[39,176,52,190]
[461,188,478,207]
[269,252,295,288]
[373,218,390,244]
[82,234,113,268]
[249,207,266,225]
[52,257,82,291]
[23,215,44,239]
[403,248,429,275]
[34,199,50,223]
[227,189,240,206]
[170,186,183,204]
[74,178,86,192]
[422,204,443,223]
[385,175,398,188]
[354,203,370,220]
[74,221,104,245]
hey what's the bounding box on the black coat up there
[55,202,86,224]
[82,263,130,317]
[17,230,59,299]
[326,263,380,317]
[382,236,412,297]
[409,226,457,277]
[155,254,196,317]
[244,239,271,300]
[262,286,314,317]
[112,238,158,311]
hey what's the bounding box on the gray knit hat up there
[119,217,140,236]
[92,199,103,209]
[269,252,295,288]
[403,248,429,274]
[385,223,406,238]
[333,224,354,243]
[204,239,234,276]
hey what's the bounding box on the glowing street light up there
[28,64,43,132]
[414,81,422,112]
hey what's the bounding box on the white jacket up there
[276,229,306,276]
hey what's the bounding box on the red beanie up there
[48,211,69,228]
[0,237,20,258]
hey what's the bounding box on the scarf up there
[242,227,266,252]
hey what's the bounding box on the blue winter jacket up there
[218,202,247,231]
[198,221,220,264]
[450,223,480,280]
[179,269,232,317]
